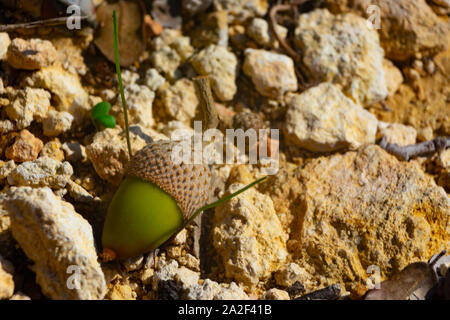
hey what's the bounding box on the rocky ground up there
[0,0,449,300]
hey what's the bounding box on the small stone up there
[86,126,166,185]
[143,68,166,92]
[41,139,65,161]
[66,180,94,203]
[5,87,51,129]
[284,83,378,152]
[62,142,87,163]
[192,10,229,48]
[274,263,311,288]
[0,33,11,60]
[185,279,249,300]
[9,292,31,300]
[247,18,287,49]
[178,253,200,271]
[438,149,450,169]
[106,283,135,300]
[42,110,74,137]
[122,255,144,272]
[378,122,417,146]
[4,187,106,299]
[7,38,56,70]
[5,129,43,163]
[159,78,199,123]
[151,46,181,80]
[243,49,297,98]
[212,183,288,288]
[0,255,14,299]
[214,0,268,23]
[262,288,290,300]
[7,156,73,189]
[118,84,155,129]
[27,64,89,123]
[294,9,388,106]
[383,59,403,96]
[171,229,187,245]
[0,160,16,181]
[191,45,238,101]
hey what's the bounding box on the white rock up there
[42,110,74,137]
[383,59,403,96]
[143,68,166,92]
[0,33,11,60]
[7,156,73,189]
[120,84,155,128]
[247,18,287,48]
[378,122,417,146]
[160,78,199,123]
[243,49,297,98]
[185,279,249,300]
[274,262,311,287]
[191,45,238,101]
[284,83,378,152]
[262,288,290,300]
[7,38,56,70]
[4,187,106,299]
[294,9,388,106]
[212,183,289,288]
[151,46,181,80]
[5,88,51,129]
[0,161,16,181]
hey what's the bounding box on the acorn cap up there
[126,140,212,220]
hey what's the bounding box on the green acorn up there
[102,140,212,260]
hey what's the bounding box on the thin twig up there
[193,76,219,131]
[269,0,309,88]
[379,136,450,161]
[0,16,88,32]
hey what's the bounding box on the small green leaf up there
[91,101,116,130]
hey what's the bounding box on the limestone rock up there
[62,142,87,163]
[294,9,388,106]
[143,68,166,92]
[151,46,181,81]
[274,262,312,288]
[262,288,290,300]
[42,110,74,137]
[0,255,14,299]
[4,187,106,299]
[378,122,417,146]
[243,49,297,98]
[246,18,287,49]
[212,183,288,288]
[214,0,268,23]
[7,38,56,70]
[7,156,73,189]
[0,160,16,182]
[5,88,51,129]
[284,83,378,152]
[86,126,166,185]
[191,45,238,101]
[0,33,11,60]
[5,129,43,163]
[325,0,450,61]
[383,59,403,96]
[290,145,450,293]
[118,84,155,129]
[159,78,199,123]
[185,279,249,300]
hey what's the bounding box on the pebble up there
[262,288,290,300]
[42,110,74,137]
[159,78,199,123]
[0,255,14,300]
[5,129,43,163]
[6,38,56,70]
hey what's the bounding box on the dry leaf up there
[94,0,145,67]
[365,262,437,300]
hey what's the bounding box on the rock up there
[118,84,155,129]
[192,10,229,48]
[383,59,403,96]
[378,122,417,146]
[7,156,73,189]
[439,149,450,169]
[294,9,388,106]
[212,183,288,288]
[214,0,268,23]
[62,142,87,163]
[27,64,89,122]
[284,83,378,152]
[191,45,238,101]
[9,292,31,300]
[326,0,450,61]
[274,262,312,288]
[290,145,450,293]
[5,129,43,163]
[262,288,290,300]
[242,49,297,99]
[0,255,14,299]
[178,253,200,271]
[159,78,199,123]
[0,33,10,60]
[6,38,56,70]
[143,68,166,92]
[42,110,74,137]
[5,87,51,129]
[185,279,249,300]
[151,46,181,80]
[106,283,135,300]
[0,160,16,182]
[53,37,88,76]
[41,139,65,161]
[66,180,95,203]
[247,18,287,49]
[122,255,144,272]
[4,187,106,299]
[86,126,166,185]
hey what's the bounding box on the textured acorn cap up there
[126,140,212,220]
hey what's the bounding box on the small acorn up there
[102,140,212,260]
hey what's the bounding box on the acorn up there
[101,140,212,260]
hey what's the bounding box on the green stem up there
[113,10,132,159]
[181,176,267,230]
